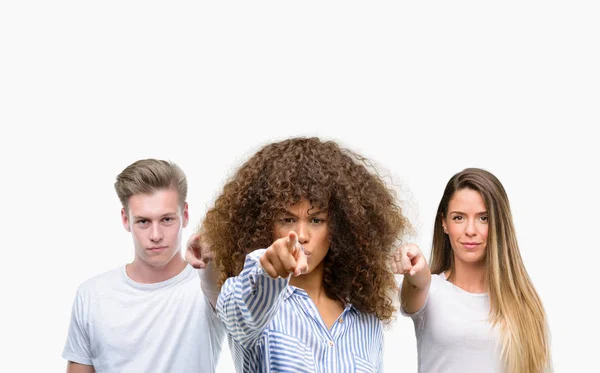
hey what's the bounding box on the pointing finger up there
[287,231,299,254]
[293,249,308,276]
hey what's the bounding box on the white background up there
[1,1,598,372]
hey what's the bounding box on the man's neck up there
[127,254,187,284]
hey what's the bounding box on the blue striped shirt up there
[217,249,384,373]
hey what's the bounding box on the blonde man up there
[62,159,224,373]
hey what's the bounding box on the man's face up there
[121,188,188,269]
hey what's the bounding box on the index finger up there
[286,231,299,254]
[186,232,201,252]
[293,249,308,277]
[185,234,205,269]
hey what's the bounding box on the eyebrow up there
[448,210,487,216]
[132,213,178,220]
[282,209,328,218]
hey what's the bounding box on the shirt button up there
[328,341,334,346]
[339,318,343,323]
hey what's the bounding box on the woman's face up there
[442,188,489,265]
[273,199,330,274]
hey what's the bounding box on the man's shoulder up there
[76,265,124,294]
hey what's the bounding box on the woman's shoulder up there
[430,272,448,289]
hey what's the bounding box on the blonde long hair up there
[430,168,551,373]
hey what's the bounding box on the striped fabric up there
[217,249,383,373]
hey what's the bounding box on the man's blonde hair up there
[114,159,187,212]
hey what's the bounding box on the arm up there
[217,232,307,348]
[63,288,95,371]
[217,249,289,347]
[66,362,94,373]
[199,262,220,308]
[377,334,384,373]
[391,243,431,314]
[185,233,220,307]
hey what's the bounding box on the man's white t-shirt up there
[63,264,224,373]
[402,273,502,373]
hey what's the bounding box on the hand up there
[259,231,308,278]
[185,232,213,269]
[393,243,431,312]
[390,243,427,278]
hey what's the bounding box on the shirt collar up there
[284,284,359,313]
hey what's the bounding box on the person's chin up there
[460,252,484,263]
[145,253,175,266]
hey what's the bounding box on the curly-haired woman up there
[192,137,410,372]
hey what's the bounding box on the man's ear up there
[182,202,189,228]
[121,208,131,232]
